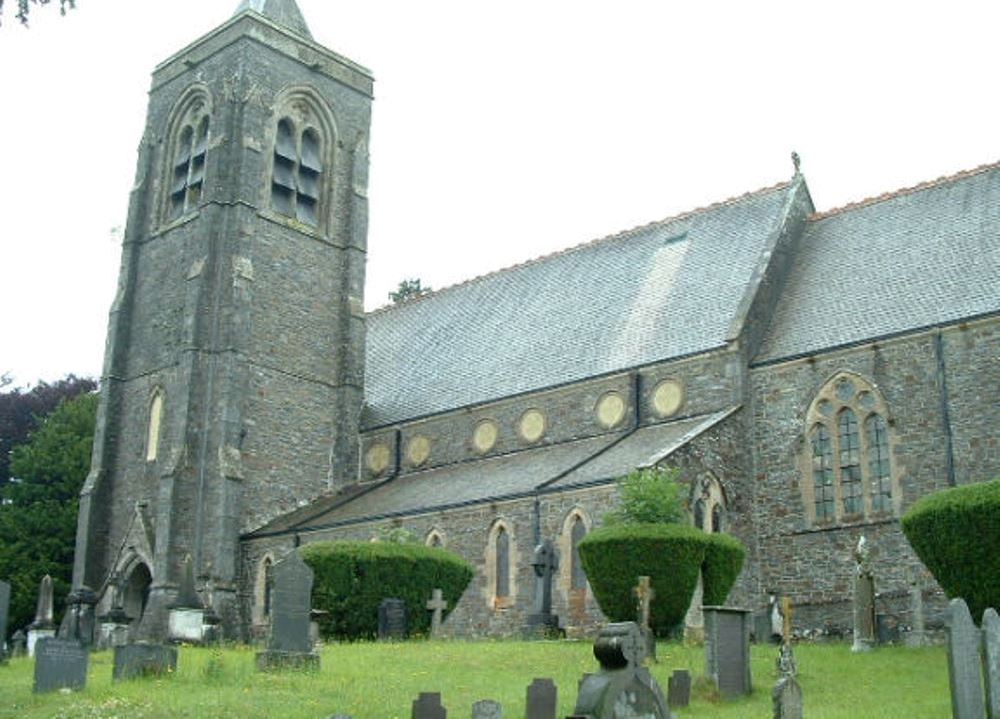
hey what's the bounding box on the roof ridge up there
[810,158,1000,221]
[368,178,792,317]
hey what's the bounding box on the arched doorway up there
[123,562,152,623]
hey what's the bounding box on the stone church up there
[72,0,999,640]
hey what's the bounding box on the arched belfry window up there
[163,89,212,223]
[802,372,900,525]
[145,388,165,462]
[271,117,324,225]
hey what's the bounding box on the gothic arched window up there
[495,527,510,599]
[271,117,323,225]
[262,557,273,618]
[570,515,588,590]
[802,372,899,525]
[145,388,165,462]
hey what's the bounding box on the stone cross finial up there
[426,588,447,637]
[634,576,654,630]
[791,151,801,174]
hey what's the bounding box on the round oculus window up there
[518,409,546,443]
[596,392,627,428]
[652,379,684,418]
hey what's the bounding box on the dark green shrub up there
[701,533,745,606]
[901,478,1000,621]
[578,523,706,636]
[299,541,473,640]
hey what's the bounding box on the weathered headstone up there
[0,580,10,661]
[59,585,98,648]
[471,698,502,719]
[525,677,557,719]
[27,574,56,657]
[412,691,447,719]
[426,589,447,638]
[981,608,1000,719]
[946,597,986,719]
[753,609,772,644]
[33,637,88,693]
[113,643,178,681]
[772,675,804,719]
[906,570,926,648]
[634,575,657,662]
[378,598,408,640]
[525,539,560,636]
[11,630,26,657]
[777,597,797,678]
[703,606,752,699]
[256,550,319,671]
[572,622,671,718]
[851,535,876,653]
[168,555,205,643]
[667,669,691,708]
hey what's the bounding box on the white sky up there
[1,0,998,387]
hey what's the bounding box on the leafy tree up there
[602,466,685,525]
[389,278,432,304]
[0,391,97,637]
[0,374,96,492]
[0,0,74,26]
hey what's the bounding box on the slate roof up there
[247,410,734,536]
[756,163,1000,363]
[364,184,793,427]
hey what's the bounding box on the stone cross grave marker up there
[0,579,10,661]
[667,669,691,708]
[704,606,752,699]
[471,698,502,719]
[28,574,56,657]
[526,539,559,635]
[851,535,876,653]
[907,569,926,647]
[411,691,447,719]
[777,597,797,677]
[33,637,88,693]
[525,677,557,719]
[634,575,657,661]
[379,598,408,640]
[113,643,178,681]
[772,675,804,719]
[426,589,447,638]
[982,608,1000,719]
[946,597,986,719]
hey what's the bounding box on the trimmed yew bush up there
[901,477,1000,622]
[299,541,473,640]
[578,523,744,636]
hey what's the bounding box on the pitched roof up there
[364,183,793,427]
[233,0,312,39]
[755,163,1000,363]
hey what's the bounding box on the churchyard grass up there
[0,640,948,718]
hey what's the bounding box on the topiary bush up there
[578,523,745,636]
[901,477,1000,622]
[299,541,473,640]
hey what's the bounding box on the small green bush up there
[901,477,1000,621]
[300,541,473,640]
[701,533,746,606]
[603,467,685,525]
[579,523,702,635]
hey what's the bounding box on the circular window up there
[365,443,390,475]
[595,392,627,429]
[405,435,431,467]
[473,419,499,454]
[651,379,684,418]
[518,409,547,443]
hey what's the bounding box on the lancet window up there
[271,117,323,225]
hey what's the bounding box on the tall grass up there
[0,640,949,718]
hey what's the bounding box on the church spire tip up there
[234,0,312,39]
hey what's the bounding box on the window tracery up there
[164,91,212,222]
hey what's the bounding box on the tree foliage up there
[389,278,432,304]
[0,0,74,26]
[0,391,97,637]
[0,374,96,493]
[602,466,686,526]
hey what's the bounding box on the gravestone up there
[168,555,204,643]
[946,598,986,719]
[851,536,876,653]
[59,585,98,648]
[525,539,560,636]
[634,575,657,662]
[11,630,26,657]
[772,675,803,719]
[777,597,797,678]
[412,691,447,719]
[471,699,502,719]
[33,637,88,693]
[667,669,691,708]
[113,643,178,680]
[256,550,319,671]
[0,580,10,661]
[27,574,56,657]
[703,606,752,699]
[379,598,408,640]
[426,589,447,638]
[906,570,926,648]
[525,677,557,719]
[753,609,772,644]
[98,575,132,650]
[769,595,784,643]
[981,608,1000,719]
[572,622,671,719]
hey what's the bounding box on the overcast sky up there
[1,0,997,387]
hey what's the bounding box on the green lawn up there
[0,640,949,718]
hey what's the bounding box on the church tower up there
[73,0,371,638]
